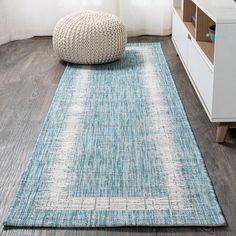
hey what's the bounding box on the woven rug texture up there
[4,43,226,227]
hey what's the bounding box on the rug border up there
[3,42,227,228]
[153,42,227,227]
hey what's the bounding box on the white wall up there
[0,0,10,45]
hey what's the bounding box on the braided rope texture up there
[53,11,127,64]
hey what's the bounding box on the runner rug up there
[4,43,226,227]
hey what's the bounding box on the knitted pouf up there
[53,11,127,64]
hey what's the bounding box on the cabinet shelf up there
[184,22,195,38]
[197,41,214,64]
[175,7,183,20]
[174,1,215,65]
[182,0,196,23]
[173,0,236,130]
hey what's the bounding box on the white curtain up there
[0,0,172,45]
[0,0,10,45]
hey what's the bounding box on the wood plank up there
[175,7,183,20]
[216,123,229,143]
[196,7,215,42]
[197,41,215,64]
[183,0,196,22]
[185,22,196,38]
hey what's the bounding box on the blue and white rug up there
[4,43,226,227]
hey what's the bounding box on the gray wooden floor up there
[0,36,236,236]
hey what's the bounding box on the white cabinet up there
[172,0,236,142]
[172,12,189,65]
[187,36,213,113]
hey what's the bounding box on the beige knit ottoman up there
[53,11,127,64]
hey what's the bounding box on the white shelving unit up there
[172,0,236,142]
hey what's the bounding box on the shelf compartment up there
[182,0,196,23]
[184,22,195,38]
[174,0,215,64]
[197,41,215,64]
[195,7,215,64]
[196,7,215,42]
[174,7,195,39]
[175,7,183,20]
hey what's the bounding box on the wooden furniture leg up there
[216,123,229,143]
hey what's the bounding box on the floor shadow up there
[64,50,143,71]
